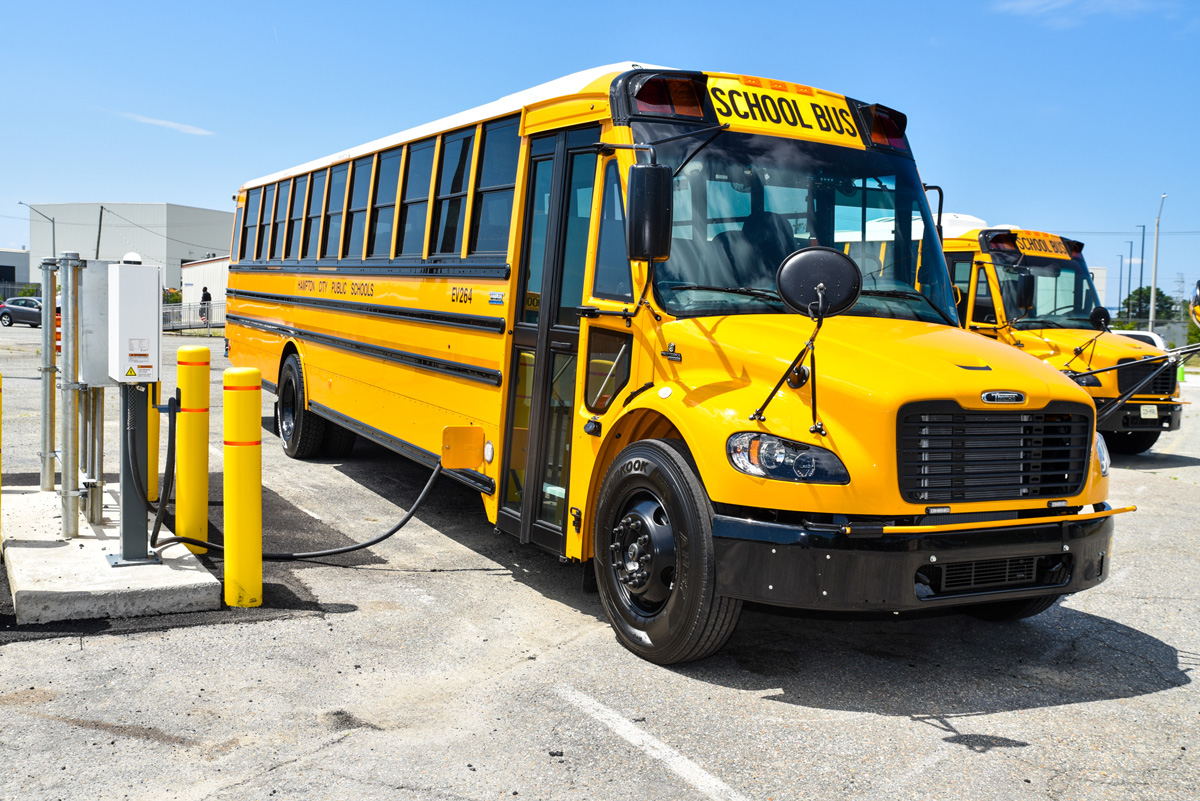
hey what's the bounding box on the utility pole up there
[1126,240,1134,321]
[1150,194,1167,332]
[1117,255,1123,315]
[17,201,55,262]
[1137,224,1147,318]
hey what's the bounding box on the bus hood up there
[655,313,1092,430]
[1009,327,1166,368]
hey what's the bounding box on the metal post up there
[1149,194,1166,333]
[39,257,57,491]
[177,347,211,553]
[88,388,104,524]
[60,252,81,538]
[224,367,263,607]
[1117,255,1123,314]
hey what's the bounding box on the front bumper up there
[1099,400,1182,433]
[713,511,1115,612]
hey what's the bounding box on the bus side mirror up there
[776,247,862,320]
[1015,273,1035,310]
[1090,306,1111,333]
[1192,280,1200,328]
[626,164,672,263]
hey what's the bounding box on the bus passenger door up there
[497,126,600,553]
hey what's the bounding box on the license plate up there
[1140,404,1159,419]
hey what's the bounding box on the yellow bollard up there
[177,347,210,553]
[223,367,262,608]
[146,381,161,502]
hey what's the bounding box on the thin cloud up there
[118,112,214,136]
[993,0,1171,27]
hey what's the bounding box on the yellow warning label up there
[126,367,136,376]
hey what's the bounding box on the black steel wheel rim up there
[279,374,297,442]
[607,491,679,615]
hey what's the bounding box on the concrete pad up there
[1,486,220,624]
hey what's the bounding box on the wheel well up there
[581,409,682,561]
[278,341,301,387]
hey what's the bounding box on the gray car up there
[0,297,43,327]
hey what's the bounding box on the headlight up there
[1064,370,1101,387]
[1096,434,1111,477]
[727,433,850,484]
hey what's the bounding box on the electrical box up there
[79,261,117,388]
[108,262,162,383]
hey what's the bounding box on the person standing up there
[200,286,212,323]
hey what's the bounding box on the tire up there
[0,313,11,327]
[321,420,357,458]
[277,354,326,459]
[592,438,742,664]
[30,323,40,328]
[1103,430,1160,455]
[964,594,1061,622]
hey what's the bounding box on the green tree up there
[1120,286,1177,321]
[18,283,39,297]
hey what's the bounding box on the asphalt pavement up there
[1,325,1197,800]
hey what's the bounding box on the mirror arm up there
[923,184,944,240]
[750,286,827,424]
[595,142,657,164]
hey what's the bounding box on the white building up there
[26,202,233,292]
[181,256,230,305]
[0,247,31,285]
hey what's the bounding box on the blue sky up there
[3,0,1198,308]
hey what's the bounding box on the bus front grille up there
[897,401,1091,503]
[1117,358,1177,396]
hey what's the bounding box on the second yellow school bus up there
[228,63,1127,664]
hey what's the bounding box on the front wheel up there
[1103,430,1160,455]
[592,439,741,664]
[277,354,326,459]
[0,313,11,327]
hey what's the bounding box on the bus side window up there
[585,328,632,413]
[592,161,632,300]
[470,116,520,255]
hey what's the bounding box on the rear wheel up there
[278,354,325,459]
[1103,430,1160,455]
[965,594,1061,622]
[592,439,741,664]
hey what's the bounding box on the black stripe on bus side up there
[229,259,511,280]
[307,401,496,496]
[226,314,503,387]
[226,288,506,334]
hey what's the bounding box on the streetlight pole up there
[1137,224,1147,318]
[1126,240,1133,321]
[1117,254,1123,315]
[17,201,55,263]
[1149,194,1167,332]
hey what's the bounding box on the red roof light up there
[634,77,705,118]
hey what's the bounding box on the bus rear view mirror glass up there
[1016,272,1036,310]
[775,247,862,319]
[1090,306,1111,332]
[625,163,673,263]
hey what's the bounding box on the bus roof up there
[242,61,667,191]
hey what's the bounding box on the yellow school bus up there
[942,224,1182,454]
[227,63,1127,664]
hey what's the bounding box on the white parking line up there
[556,685,753,801]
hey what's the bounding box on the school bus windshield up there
[993,253,1102,330]
[634,122,957,325]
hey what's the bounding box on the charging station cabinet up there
[108,262,162,383]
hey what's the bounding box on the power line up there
[99,206,229,251]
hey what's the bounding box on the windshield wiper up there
[860,289,956,326]
[671,124,729,178]
[669,284,781,302]
[1018,318,1067,329]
